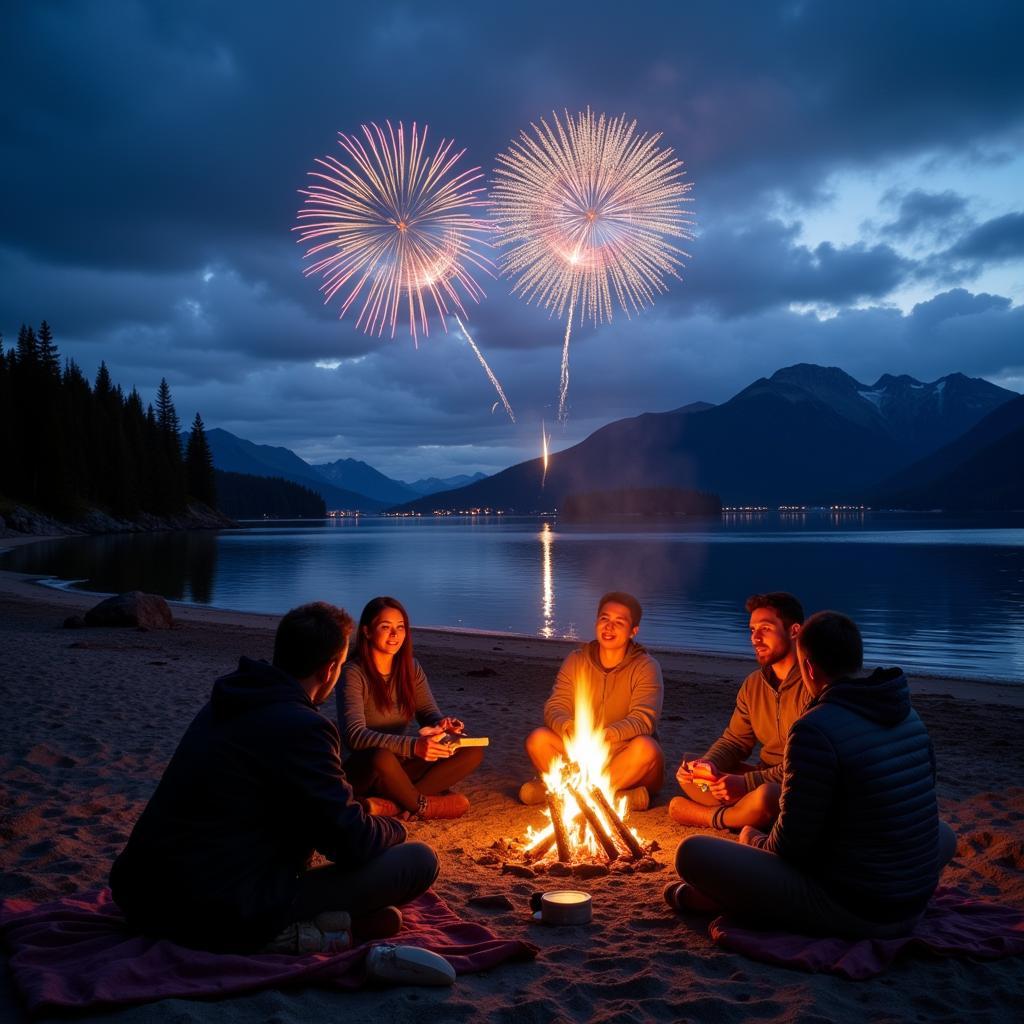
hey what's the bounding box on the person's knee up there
[748,783,780,828]
[370,747,400,771]
[626,735,660,765]
[675,834,726,881]
[403,840,440,888]
[524,727,559,769]
[458,745,485,772]
[626,735,664,791]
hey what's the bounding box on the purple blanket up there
[1,888,536,1014]
[709,887,1024,979]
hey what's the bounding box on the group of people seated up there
[109,588,956,955]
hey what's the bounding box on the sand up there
[1,539,1023,1023]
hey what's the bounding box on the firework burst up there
[492,108,695,421]
[295,121,493,341]
[294,121,515,421]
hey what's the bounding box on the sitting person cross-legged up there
[338,596,483,820]
[520,591,664,812]
[110,602,438,954]
[670,592,810,832]
[667,611,957,938]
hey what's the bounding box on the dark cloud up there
[681,220,913,317]
[947,212,1024,264]
[881,189,971,239]
[1,1,1022,476]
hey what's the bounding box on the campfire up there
[505,675,659,875]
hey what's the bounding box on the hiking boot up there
[518,778,547,806]
[264,910,352,954]
[417,793,470,819]
[617,786,650,812]
[363,797,401,817]
[353,905,403,942]
[365,943,456,986]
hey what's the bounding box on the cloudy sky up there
[2,1,1022,480]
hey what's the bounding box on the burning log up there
[565,781,619,863]
[524,831,556,864]
[589,785,645,861]
[547,792,572,863]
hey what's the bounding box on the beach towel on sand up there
[1,888,537,1015]
[709,887,1024,980]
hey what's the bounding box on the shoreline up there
[0,531,1020,706]
[2,537,1024,1022]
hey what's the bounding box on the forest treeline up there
[0,322,217,518]
[214,470,326,519]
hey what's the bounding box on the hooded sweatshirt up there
[703,661,811,790]
[110,657,406,951]
[544,640,663,746]
[756,667,941,923]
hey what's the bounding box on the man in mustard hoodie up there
[519,591,664,811]
[669,592,809,832]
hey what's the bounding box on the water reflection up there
[3,514,1022,680]
[2,531,218,602]
[539,520,555,638]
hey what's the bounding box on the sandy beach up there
[1,542,1023,1023]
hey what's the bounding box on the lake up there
[3,512,1023,682]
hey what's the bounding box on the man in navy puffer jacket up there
[669,611,956,937]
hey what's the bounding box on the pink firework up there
[295,121,494,343]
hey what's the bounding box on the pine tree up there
[16,324,38,367]
[154,378,186,512]
[94,361,113,397]
[37,321,60,379]
[0,344,13,497]
[34,322,70,511]
[185,412,217,507]
[156,378,181,446]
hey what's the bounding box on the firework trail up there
[541,420,550,487]
[491,108,695,422]
[454,315,516,423]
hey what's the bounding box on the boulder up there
[83,591,174,630]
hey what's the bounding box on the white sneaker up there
[365,943,456,986]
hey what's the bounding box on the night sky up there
[2,2,1022,481]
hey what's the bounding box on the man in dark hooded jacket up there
[668,611,956,937]
[110,602,437,952]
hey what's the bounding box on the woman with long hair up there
[338,596,483,819]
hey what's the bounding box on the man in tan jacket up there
[669,592,809,831]
[520,591,664,811]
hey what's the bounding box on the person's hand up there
[418,724,444,737]
[739,825,766,847]
[414,734,454,761]
[708,773,747,805]
[675,760,695,786]
[438,716,464,735]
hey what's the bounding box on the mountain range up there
[196,428,485,511]
[194,364,1021,514]
[392,365,1019,512]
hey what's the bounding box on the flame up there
[523,674,644,862]
[541,421,550,487]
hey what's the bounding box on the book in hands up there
[440,734,489,748]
